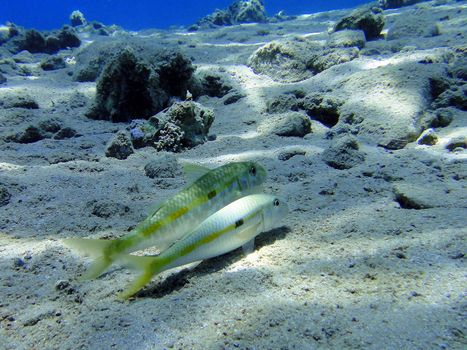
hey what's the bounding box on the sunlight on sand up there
[180,144,323,165]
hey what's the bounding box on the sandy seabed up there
[0,1,466,349]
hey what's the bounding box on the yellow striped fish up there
[119,194,289,298]
[64,162,267,280]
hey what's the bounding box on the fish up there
[118,193,289,299]
[64,161,267,280]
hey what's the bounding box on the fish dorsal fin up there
[242,239,256,255]
[182,162,211,183]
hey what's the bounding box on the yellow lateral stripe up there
[177,209,261,258]
[141,176,239,238]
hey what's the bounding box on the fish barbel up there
[119,193,289,298]
[64,161,267,279]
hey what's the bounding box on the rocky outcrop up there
[40,56,66,71]
[258,112,311,137]
[327,30,366,49]
[86,46,194,122]
[105,131,134,160]
[322,136,365,170]
[0,93,39,109]
[70,10,86,27]
[333,6,385,40]
[129,101,214,152]
[9,26,81,54]
[193,0,267,29]
[248,39,360,83]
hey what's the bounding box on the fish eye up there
[249,166,256,176]
[273,199,280,207]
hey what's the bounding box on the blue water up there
[1,1,370,31]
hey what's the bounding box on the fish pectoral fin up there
[238,221,262,256]
[181,162,211,183]
[242,239,255,255]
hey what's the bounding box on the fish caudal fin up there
[63,238,114,280]
[118,255,162,299]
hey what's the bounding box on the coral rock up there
[334,6,384,40]
[105,131,135,160]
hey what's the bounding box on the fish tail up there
[118,255,163,299]
[63,238,114,279]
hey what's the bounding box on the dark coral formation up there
[6,26,81,54]
[86,46,194,122]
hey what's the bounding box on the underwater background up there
[1,0,466,348]
[1,0,370,30]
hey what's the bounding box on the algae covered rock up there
[10,26,80,54]
[70,10,86,27]
[258,112,311,137]
[144,153,182,179]
[199,72,233,98]
[129,101,214,152]
[105,131,135,160]
[57,26,81,49]
[229,0,267,24]
[333,6,384,40]
[431,85,467,111]
[14,29,46,53]
[151,101,214,152]
[8,125,46,144]
[300,93,342,128]
[266,94,300,114]
[248,38,360,82]
[86,48,166,122]
[417,128,438,145]
[0,93,39,109]
[248,40,320,83]
[86,46,194,122]
[40,56,66,71]
[322,136,365,170]
[327,30,366,49]
[309,47,360,73]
